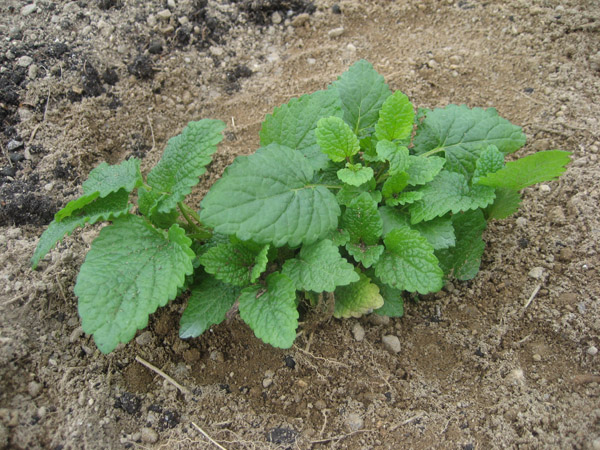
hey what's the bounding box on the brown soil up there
[1,0,599,449]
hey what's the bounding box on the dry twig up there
[135,356,191,396]
[191,422,228,450]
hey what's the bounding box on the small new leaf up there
[75,216,194,353]
[472,145,505,183]
[334,271,384,319]
[282,240,359,292]
[375,90,414,143]
[337,164,374,186]
[375,227,444,294]
[315,116,360,163]
[377,140,410,175]
[476,150,571,190]
[341,192,383,245]
[346,242,384,268]
[238,273,298,348]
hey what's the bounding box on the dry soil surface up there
[1,0,599,449]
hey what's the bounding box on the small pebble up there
[515,217,527,227]
[587,346,598,356]
[135,331,153,346]
[291,13,310,27]
[141,427,158,444]
[156,9,172,20]
[368,314,390,326]
[532,353,542,362]
[539,184,551,193]
[209,46,224,57]
[21,3,36,16]
[271,11,282,25]
[558,248,574,262]
[28,64,38,79]
[352,323,365,341]
[528,267,544,280]
[17,56,33,67]
[307,58,316,65]
[262,378,273,388]
[592,438,600,450]
[69,327,84,343]
[346,43,356,52]
[382,335,401,353]
[28,381,42,398]
[345,413,364,431]
[328,27,344,38]
[506,368,525,384]
[427,59,439,69]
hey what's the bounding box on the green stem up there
[178,204,201,233]
[420,147,445,158]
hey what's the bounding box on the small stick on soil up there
[147,115,156,151]
[135,356,191,396]
[191,421,228,450]
[523,284,541,309]
[572,374,600,385]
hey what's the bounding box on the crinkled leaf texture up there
[199,238,269,287]
[200,144,340,247]
[374,282,405,317]
[476,150,571,190]
[436,209,486,280]
[74,215,195,353]
[375,90,414,143]
[473,145,505,183]
[413,105,526,179]
[315,116,360,163]
[260,89,343,170]
[342,192,383,245]
[282,240,359,292]
[375,228,444,294]
[377,141,410,175]
[239,273,298,348]
[337,165,374,186]
[330,59,392,135]
[334,271,384,318]
[139,119,225,217]
[31,190,131,269]
[179,276,240,338]
[406,155,445,186]
[409,171,495,224]
[346,243,384,269]
[82,158,143,197]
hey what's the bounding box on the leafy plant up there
[32,60,570,353]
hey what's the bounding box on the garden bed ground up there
[1,0,599,448]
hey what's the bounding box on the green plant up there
[32,60,570,353]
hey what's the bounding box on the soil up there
[1,0,599,449]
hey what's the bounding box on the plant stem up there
[420,147,445,158]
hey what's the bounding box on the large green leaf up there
[330,59,392,136]
[485,188,522,220]
[281,239,358,292]
[476,150,571,190]
[315,116,360,163]
[334,271,384,318]
[179,276,240,338]
[200,144,340,247]
[413,105,526,179]
[74,216,194,353]
[238,273,298,348]
[342,192,383,245]
[375,227,443,294]
[260,89,343,170]
[142,119,225,215]
[31,190,131,269]
[409,171,495,224]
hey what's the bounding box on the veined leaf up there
[179,276,240,338]
[485,188,522,219]
[377,140,410,175]
[473,145,505,183]
[476,150,571,190]
[75,216,194,353]
[375,227,444,294]
[413,105,526,179]
[238,273,298,348]
[282,239,359,292]
[31,190,131,269]
[337,164,374,186]
[315,116,360,163]
[143,119,225,215]
[375,90,414,143]
[406,155,445,186]
[200,144,340,247]
[334,270,384,319]
[346,242,384,268]
[82,158,143,197]
[260,89,343,170]
[374,282,404,317]
[342,192,383,245]
[330,59,392,136]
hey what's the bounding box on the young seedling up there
[32,60,571,353]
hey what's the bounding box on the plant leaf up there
[476,150,571,190]
[413,105,526,179]
[485,188,522,219]
[374,282,404,317]
[386,191,423,206]
[238,273,298,348]
[406,155,446,186]
[382,172,409,199]
[199,238,270,287]
[31,190,131,269]
[436,209,486,280]
[409,171,495,224]
[346,242,384,268]
[341,192,383,245]
[375,90,414,142]
[376,140,410,174]
[472,145,505,183]
[337,164,374,187]
[334,270,384,319]
[375,227,444,294]
[330,59,392,136]
[412,216,456,250]
[200,144,340,247]
[315,116,360,163]
[282,239,359,292]
[336,179,382,206]
[179,276,240,338]
[260,89,343,171]
[143,119,225,214]
[75,216,195,353]
[82,158,143,197]
[329,228,351,246]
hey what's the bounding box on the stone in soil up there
[266,427,297,445]
[141,427,158,444]
[352,323,365,341]
[382,335,401,353]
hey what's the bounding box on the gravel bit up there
[382,335,401,353]
[352,323,365,341]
